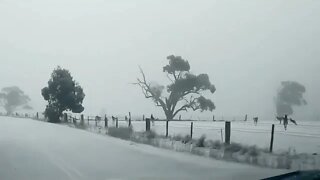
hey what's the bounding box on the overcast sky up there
[0,0,319,120]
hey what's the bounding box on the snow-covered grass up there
[129,131,319,170]
[99,120,320,154]
[107,127,133,140]
[73,119,320,170]
[67,121,319,170]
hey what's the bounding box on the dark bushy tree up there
[0,86,32,115]
[41,66,85,123]
[276,81,307,116]
[135,55,216,120]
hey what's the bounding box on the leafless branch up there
[166,74,174,83]
[173,96,199,118]
[134,67,168,112]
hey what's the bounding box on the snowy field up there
[103,119,320,154]
[0,117,287,180]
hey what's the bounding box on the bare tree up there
[135,55,216,120]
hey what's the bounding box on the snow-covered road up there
[0,117,288,180]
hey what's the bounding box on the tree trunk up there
[163,104,175,121]
[165,112,174,121]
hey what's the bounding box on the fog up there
[0,86,32,114]
[0,0,319,120]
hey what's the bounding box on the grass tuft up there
[195,135,206,147]
[107,127,133,140]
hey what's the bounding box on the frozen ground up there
[109,120,320,154]
[0,117,287,180]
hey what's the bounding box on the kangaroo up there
[283,115,288,130]
[253,117,258,126]
[276,116,283,124]
[289,118,297,125]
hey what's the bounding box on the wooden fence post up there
[146,118,150,132]
[270,124,275,153]
[95,117,97,127]
[105,115,108,128]
[190,122,193,138]
[225,121,231,145]
[116,118,118,128]
[64,113,68,122]
[36,112,39,120]
[143,114,145,121]
[245,114,248,121]
[80,114,84,125]
[220,129,223,142]
[129,112,132,127]
[72,116,74,124]
[166,120,169,137]
[87,116,89,125]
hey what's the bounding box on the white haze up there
[0,0,319,120]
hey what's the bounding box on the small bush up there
[182,135,192,144]
[195,135,206,147]
[171,134,183,141]
[157,134,168,139]
[75,122,87,130]
[225,143,260,157]
[225,143,242,153]
[144,131,157,139]
[277,156,292,169]
[207,140,223,149]
[130,131,157,144]
[247,146,259,157]
[171,134,192,144]
[107,127,133,140]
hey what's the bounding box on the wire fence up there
[1,111,320,154]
